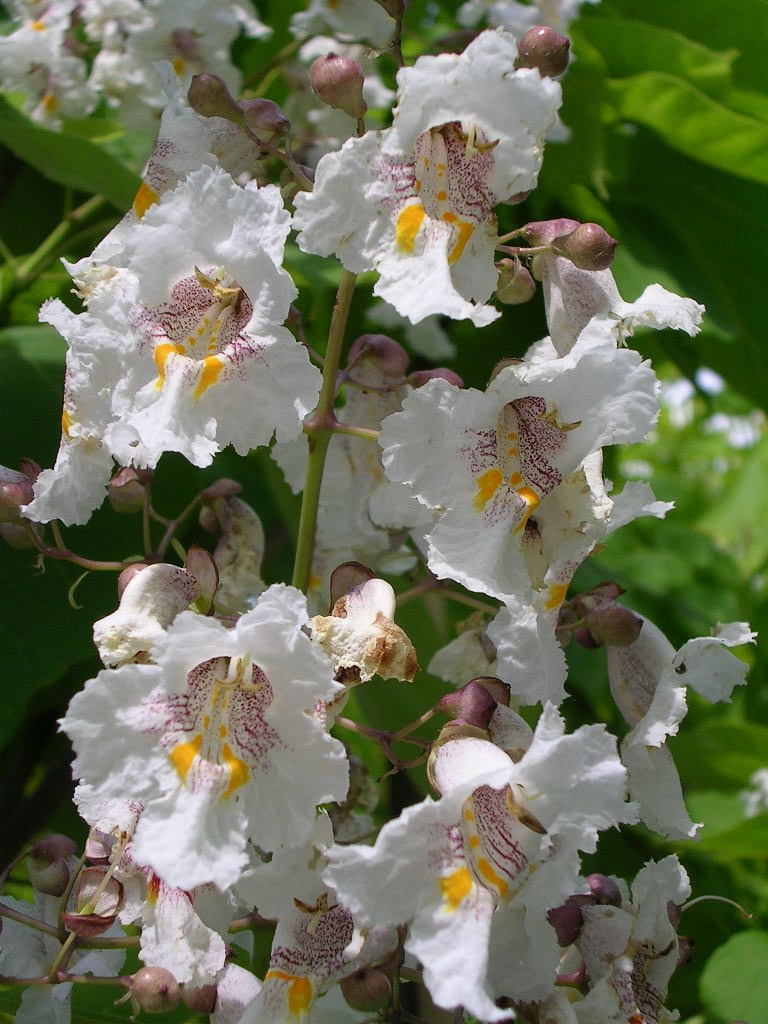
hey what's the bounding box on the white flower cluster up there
[2,8,757,1024]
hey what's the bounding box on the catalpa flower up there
[294,30,561,325]
[62,585,349,890]
[606,615,756,839]
[379,330,659,604]
[26,165,320,526]
[325,706,632,1020]
[459,0,600,35]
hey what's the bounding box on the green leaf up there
[606,73,768,184]
[0,96,140,210]
[672,721,768,791]
[700,931,768,1023]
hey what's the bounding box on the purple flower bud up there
[310,54,368,120]
[515,26,571,77]
[408,367,464,388]
[130,967,181,1014]
[187,72,243,124]
[522,218,580,247]
[238,98,291,140]
[201,478,243,502]
[547,898,585,946]
[551,222,617,271]
[0,466,35,524]
[27,834,77,896]
[495,259,537,305]
[340,967,392,1011]
[108,467,146,515]
[348,334,409,378]
[586,873,622,906]
[435,679,499,730]
[0,523,35,549]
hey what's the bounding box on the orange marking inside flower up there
[476,857,509,897]
[41,92,58,113]
[194,354,225,397]
[62,408,73,439]
[172,58,186,76]
[544,583,569,611]
[32,19,46,30]
[509,472,523,486]
[512,486,540,534]
[133,180,159,219]
[469,834,480,848]
[436,190,447,201]
[264,971,313,1017]
[440,866,472,910]
[474,467,503,511]
[169,734,202,782]
[395,202,426,254]
[222,743,249,798]
[154,342,185,389]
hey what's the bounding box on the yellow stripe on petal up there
[395,202,425,254]
[439,866,473,910]
[133,181,160,219]
[264,971,313,1018]
[476,856,509,897]
[168,734,202,782]
[153,342,185,389]
[474,467,503,511]
[512,485,540,534]
[544,583,569,611]
[221,742,249,798]
[447,219,474,265]
[193,354,225,398]
[62,408,73,439]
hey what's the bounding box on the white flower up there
[290,0,394,48]
[294,30,561,325]
[26,165,320,526]
[607,616,756,839]
[575,857,690,1024]
[533,250,704,356]
[324,705,631,1019]
[61,585,349,890]
[93,563,201,667]
[379,331,659,604]
[459,0,601,35]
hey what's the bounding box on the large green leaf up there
[0,97,140,209]
[700,931,768,1024]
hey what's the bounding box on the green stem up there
[325,422,379,441]
[15,195,107,286]
[291,269,357,592]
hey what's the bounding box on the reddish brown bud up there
[495,259,536,305]
[348,334,409,378]
[108,467,146,515]
[27,834,77,896]
[116,562,148,600]
[0,466,35,524]
[552,222,617,271]
[435,679,500,730]
[515,26,571,77]
[238,98,290,139]
[201,478,243,501]
[310,53,367,120]
[0,523,34,549]
[130,967,181,1014]
[340,967,392,1011]
[408,367,464,388]
[188,72,243,124]
[586,873,622,906]
[522,218,580,247]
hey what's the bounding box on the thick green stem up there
[291,269,357,593]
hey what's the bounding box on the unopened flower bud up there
[130,967,181,1014]
[0,467,35,524]
[522,218,580,247]
[586,873,622,906]
[310,53,368,120]
[238,98,290,140]
[201,478,243,501]
[0,523,34,549]
[108,467,146,515]
[515,26,571,77]
[116,562,148,600]
[408,367,464,388]
[348,334,408,378]
[495,259,536,304]
[27,834,77,896]
[340,967,392,1011]
[552,222,617,271]
[182,984,218,1013]
[435,679,499,730]
[547,898,584,946]
[188,72,243,124]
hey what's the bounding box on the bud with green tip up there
[496,259,536,304]
[515,26,571,77]
[187,72,243,124]
[309,53,368,120]
[108,467,147,515]
[27,834,78,896]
